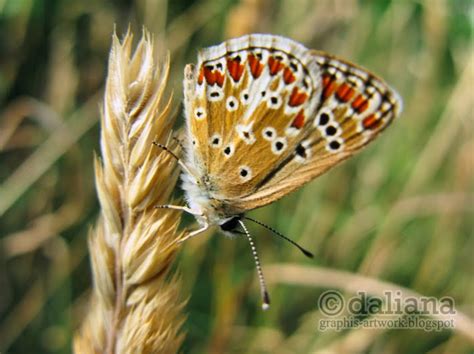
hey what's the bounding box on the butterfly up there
[158,34,402,309]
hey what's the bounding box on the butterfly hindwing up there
[231,51,402,211]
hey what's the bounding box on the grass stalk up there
[74,28,185,353]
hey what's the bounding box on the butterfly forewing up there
[185,35,322,200]
[184,34,402,214]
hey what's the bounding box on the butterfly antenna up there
[244,216,314,258]
[172,136,185,151]
[238,220,271,311]
[152,141,197,180]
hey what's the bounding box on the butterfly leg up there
[178,222,209,243]
[156,204,202,216]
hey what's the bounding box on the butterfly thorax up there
[181,171,238,227]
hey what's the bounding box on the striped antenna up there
[238,220,270,310]
[244,216,314,258]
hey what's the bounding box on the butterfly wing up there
[184,34,322,197]
[184,34,402,215]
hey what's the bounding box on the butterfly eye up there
[271,138,287,155]
[226,96,239,112]
[262,127,276,141]
[239,166,252,181]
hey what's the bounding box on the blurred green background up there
[0,0,472,353]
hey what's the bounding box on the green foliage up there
[0,0,472,353]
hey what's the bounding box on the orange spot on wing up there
[248,54,264,79]
[268,56,284,75]
[215,71,225,87]
[336,83,355,102]
[289,87,308,107]
[322,75,331,87]
[362,114,381,130]
[283,67,296,84]
[291,110,305,129]
[322,75,337,100]
[352,94,369,113]
[204,67,216,85]
[227,58,244,82]
[198,66,204,85]
[203,66,225,87]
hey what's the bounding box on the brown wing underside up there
[184,35,402,215]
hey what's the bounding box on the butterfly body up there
[180,170,237,227]
[167,34,402,308]
[179,34,401,234]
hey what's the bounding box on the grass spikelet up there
[73,28,185,354]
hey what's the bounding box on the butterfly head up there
[218,214,245,237]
